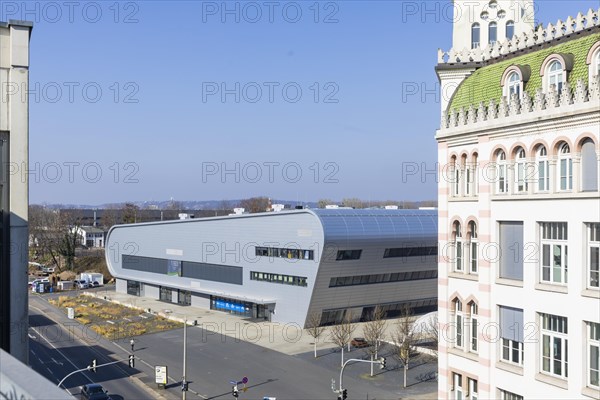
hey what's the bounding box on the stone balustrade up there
[441,76,600,130]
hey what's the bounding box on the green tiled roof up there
[448,33,600,114]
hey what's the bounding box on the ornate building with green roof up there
[435,2,600,400]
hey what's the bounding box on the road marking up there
[111,341,209,400]
[28,333,37,339]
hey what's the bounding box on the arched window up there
[536,146,549,192]
[558,143,573,191]
[469,221,478,274]
[451,156,460,197]
[586,42,600,81]
[469,302,478,352]
[472,23,480,49]
[596,51,600,77]
[507,71,521,98]
[489,22,498,45]
[496,150,507,193]
[469,153,479,196]
[461,155,468,196]
[548,60,564,92]
[581,139,598,192]
[506,20,515,39]
[515,148,528,193]
[454,222,463,272]
[454,299,464,349]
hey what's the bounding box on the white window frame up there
[467,378,478,400]
[588,322,600,389]
[501,338,524,365]
[451,157,460,197]
[547,59,565,93]
[515,148,528,193]
[454,300,464,350]
[469,221,478,274]
[540,313,568,379]
[454,222,463,272]
[499,389,523,400]
[558,143,573,191]
[469,302,478,353]
[496,151,507,194]
[540,222,568,285]
[588,223,600,289]
[453,372,463,400]
[505,71,521,99]
[535,146,549,192]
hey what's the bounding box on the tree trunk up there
[314,341,317,358]
[341,346,344,367]
[370,354,374,377]
[403,360,408,388]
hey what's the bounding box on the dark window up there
[250,271,307,287]
[506,20,515,39]
[471,23,480,49]
[336,250,362,261]
[383,246,438,258]
[328,269,438,287]
[126,280,140,296]
[255,246,314,260]
[489,22,497,44]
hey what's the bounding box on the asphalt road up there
[28,295,153,400]
[132,326,400,400]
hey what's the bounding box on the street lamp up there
[130,338,135,352]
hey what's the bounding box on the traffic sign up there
[242,376,248,384]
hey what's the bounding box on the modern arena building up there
[105,208,438,327]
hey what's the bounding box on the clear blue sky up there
[18,0,596,205]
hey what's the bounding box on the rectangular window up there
[328,270,438,287]
[469,241,478,274]
[336,250,362,261]
[470,303,478,353]
[499,306,524,365]
[250,271,307,287]
[540,313,568,378]
[538,159,549,191]
[455,301,463,349]
[540,222,568,285]
[452,372,463,400]
[467,378,478,400]
[498,164,507,193]
[588,223,600,289]
[516,161,528,193]
[588,322,600,388]
[455,240,463,272]
[559,157,573,191]
[383,246,438,258]
[255,246,314,260]
[499,389,523,400]
[498,222,524,280]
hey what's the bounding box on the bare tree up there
[238,197,271,213]
[392,304,418,389]
[363,306,387,376]
[122,203,139,224]
[341,198,364,209]
[305,312,327,358]
[101,208,120,229]
[29,207,82,272]
[329,312,354,367]
[419,312,438,361]
[317,199,335,208]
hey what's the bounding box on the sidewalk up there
[85,289,436,357]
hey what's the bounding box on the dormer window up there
[586,41,600,81]
[506,20,515,39]
[489,22,498,45]
[472,23,480,49]
[548,60,564,92]
[501,66,529,99]
[541,54,573,94]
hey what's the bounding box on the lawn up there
[50,295,182,339]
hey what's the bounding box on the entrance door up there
[159,286,172,302]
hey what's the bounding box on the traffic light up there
[379,356,386,370]
[232,385,239,398]
[342,388,347,400]
[91,359,97,373]
[128,354,135,368]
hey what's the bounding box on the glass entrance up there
[159,286,172,302]
[178,290,191,306]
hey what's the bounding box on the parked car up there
[80,383,112,400]
[351,338,370,348]
[74,280,89,289]
[30,278,50,287]
[91,281,100,288]
[41,265,55,274]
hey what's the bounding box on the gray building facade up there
[106,209,438,327]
